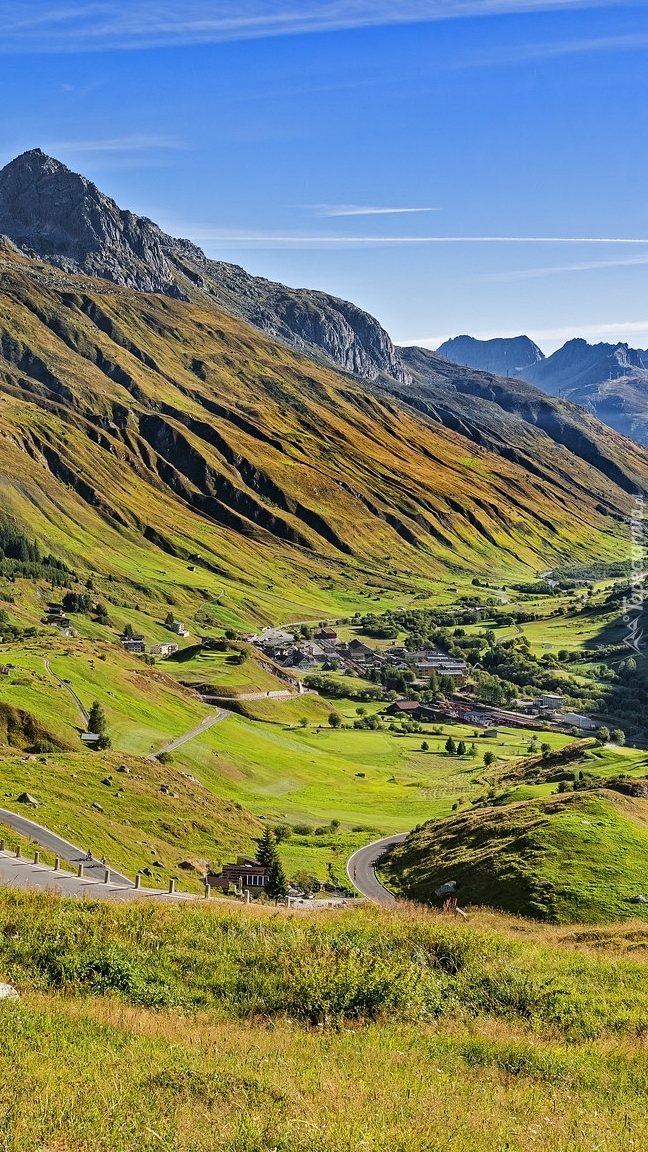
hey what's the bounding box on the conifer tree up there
[265,854,288,900]
[87,701,107,735]
[257,826,277,868]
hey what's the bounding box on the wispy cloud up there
[479,254,648,280]
[188,230,648,249]
[0,1,633,53]
[313,204,438,216]
[44,134,183,153]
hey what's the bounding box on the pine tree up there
[445,735,456,754]
[265,854,288,900]
[87,701,107,735]
[257,827,277,868]
[456,740,466,756]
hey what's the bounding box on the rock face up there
[0,150,408,383]
[0,150,181,296]
[436,334,544,376]
[523,338,648,393]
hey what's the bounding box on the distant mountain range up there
[435,333,648,447]
[436,335,545,377]
[0,146,646,602]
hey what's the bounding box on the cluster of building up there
[252,626,469,684]
[386,692,596,732]
[42,604,76,637]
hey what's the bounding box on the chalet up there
[384,700,441,721]
[206,856,269,891]
[44,614,72,628]
[121,635,146,654]
[150,642,179,657]
[346,639,375,662]
[169,621,189,636]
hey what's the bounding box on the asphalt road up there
[0,806,132,884]
[147,708,229,760]
[346,833,408,903]
[0,850,195,902]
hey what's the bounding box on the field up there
[2,894,648,1149]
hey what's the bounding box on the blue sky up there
[1,1,648,352]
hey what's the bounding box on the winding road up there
[43,659,89,725]
[346,833,408,903]
[146,708,229,760]
[0,806,132,884]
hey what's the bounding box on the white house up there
[562,712,597,731]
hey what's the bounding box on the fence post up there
[0,839,5,852]
[204,882,211,899]
[54,856,60,871]
[134,873,141,889]
[15,845,21,859]
[77,863,84,878]
[104,869,110,884]
[33,850,40,864]
[168,878,175,894]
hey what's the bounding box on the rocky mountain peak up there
[0,149,408,383]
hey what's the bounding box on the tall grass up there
[2,892,648,1037]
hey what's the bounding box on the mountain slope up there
[396,344,646,498]
[0,242,646,617]
[0,149,407,384]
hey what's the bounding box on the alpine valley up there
[0,148,647,928]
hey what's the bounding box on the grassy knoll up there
[382,789,648,922]
[2,897,648,1147]
[0,748,259,889]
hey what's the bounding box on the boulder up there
[16,792,38,807]
[629,895,648,904]
[435,880,457,897]
[91,802,104,812]
[0,983,19,1000]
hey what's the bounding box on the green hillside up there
[0,746,259,890]
[1,241,645,636]
[382,789,648,922]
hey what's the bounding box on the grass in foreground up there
[2,896,648,1148]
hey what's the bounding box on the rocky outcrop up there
[0,150,408,383]
[436,334,544,376]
